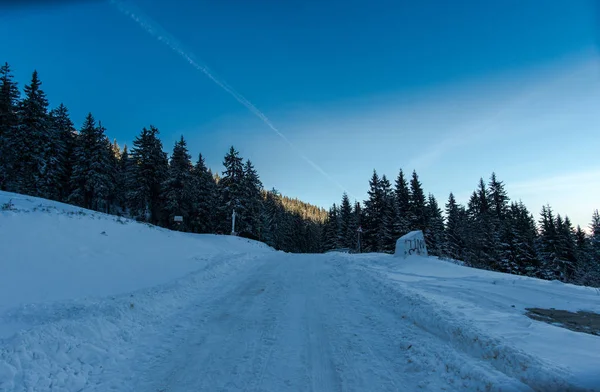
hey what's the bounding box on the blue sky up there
[1,0,599,227]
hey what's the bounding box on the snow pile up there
[358,255,600,391]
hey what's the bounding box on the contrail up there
[109,0,350,197]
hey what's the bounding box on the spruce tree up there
[425,193,445,256]
[409,170,427,231]
[444,192,465,261]
[128,125,168,223]
[219,146,245,233]
[14,70,50,195]
[47,104,76,202]
[116,145,133,212]
[68,114,114,212]
[241,159,263,238]
[323,203,340,251]
[589,210,600,285]
[363,170,383,252]
[353,201,363,252]
[380,175,395,253]
[574,224,596,286]
[261,189,284,249]
[339,193,354,249]
[537,205,560,280]
[0,62,20,190]
[488,172,509,221]
[393,169,411,238]
[190,153,217,233]
[162,136,194,230]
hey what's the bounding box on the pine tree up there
[537,205,560,280]
[116,145,133,211]
[13,70,50,195]
[128,125,168,223]
[393,169,411,238]
[444,192,465,261]
[574,224,596,286]
[380,175,395,253]
[68,114,114,212]
[353,201,363,252]
[261,189,284,249]
[425,194,444,256]
[588,210,600,285]
[363,170,383,252]
[0,62,20,190]
[161,136,194,230]
[47,104,76,201]
[241,159,263,238]
[556,215,577,282]
[465,178,498,269]
[488,172,509,221]
[323,203,340,251]
[338,193,354,249]
[409,170,427,231]
[219,146,245,234]
[190,153,217,233]
[505,201,539,275]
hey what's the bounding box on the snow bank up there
[0,191,272,337]
[359,255,600,390]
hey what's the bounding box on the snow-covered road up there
[89,252,532,392]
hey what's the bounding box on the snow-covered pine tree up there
[537,205,560,280]
[464,178,499,269]
[161,136,194,230]
[128,125,168,223]
[409,170,427,232]
[241,159,263,238]
[323,203,340,251]
[556,215,577,282]
[505,201,539,275]
[425,193,444,256]
[14,70,50,196]
[393,169,411,239]
[588,210,600,285]
[0,63,21,191]
[487,173,509,271]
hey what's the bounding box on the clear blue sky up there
[1,0,599,227]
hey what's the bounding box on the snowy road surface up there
[2,192,600,391]
[80,252,524,392]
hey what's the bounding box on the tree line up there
[323,169,600,287]
[0,64,326,252]
[2,62,599,287]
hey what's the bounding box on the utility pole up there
[231,209,236,235]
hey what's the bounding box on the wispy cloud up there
[110,0,353,198]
